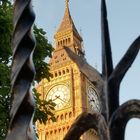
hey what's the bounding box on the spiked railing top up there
[101,0,113,78]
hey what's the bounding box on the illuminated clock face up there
[47,85,70,110]
[87,86,100,112]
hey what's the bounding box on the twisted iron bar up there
[6,0,36,139]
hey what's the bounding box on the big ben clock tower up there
[37,0,102,140]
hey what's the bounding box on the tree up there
[0,0,55,139]
[0,1,12,139]
[33,89,56,124]
[0,0,12,65]
[33,25,54,81]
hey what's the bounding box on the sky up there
[33,0,140,139]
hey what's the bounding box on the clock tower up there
[37,1,102,140]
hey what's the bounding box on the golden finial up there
[65,0,69,8]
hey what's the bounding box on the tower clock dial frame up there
[46,84,71,110]
[87,86,101,112]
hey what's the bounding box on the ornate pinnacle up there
[65,0,69,8]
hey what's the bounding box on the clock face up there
[87,86,100,112]
[47,85,70,110]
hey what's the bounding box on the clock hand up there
[57,96,67,103]
[52,95,60,101]
[55,95,60,98]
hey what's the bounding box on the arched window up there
[59,71,61,76]
[50,130,53,135]
[50,73,53,78]
[59,128,61,134]
[66,68,69,73]
[57,115,59,121]
[63,70,65,74]
[63,40,65,45]
[67,126,69,130]
[55,72,57,77]
[65,113,68,119]
[61,114,64,120]
[68,38,70,43]
[45,132,49,140]
[54,130,57,134]
[69,112,72,118]
[54,55,57,59]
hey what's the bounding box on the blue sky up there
[33,0,140,139]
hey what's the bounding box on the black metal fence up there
[6,0,140,140]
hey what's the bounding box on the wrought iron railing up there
[6,0,140,140]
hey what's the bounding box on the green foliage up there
[0,0,55,139]
[0,66,10,139]
[33,25,54,81]
[33,89,56,124]
[0,64,10,87]
[0,91,10,139]
[0,1,12,139]
[0,0,12,64]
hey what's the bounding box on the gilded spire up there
[65,0,69,8]
[56,0,72,32]
[56,0,82,41]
